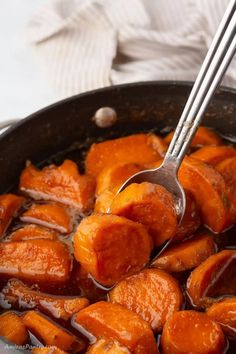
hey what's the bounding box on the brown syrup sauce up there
[0,130,236,353]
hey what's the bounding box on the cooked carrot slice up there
[175,190,201,241]
[74,214,152,286]
[110,182,177,247]
[178,156,231,232]
[161,310,226,354]
[19,160,95,212]
[73,301,158,354]
[85,134,166,176]
[0,194,24,237]
[32,347,68,354]
[164,126,222,148]
[87,338,130,353]
[109,268,183,332]
[207,298,236,339]
[0,311,28,345]
[216,156,236,223]
[152,234,216,272]
[1,279,89,321]
[20,204,73,234]
[0,239,72,283]
[23,311,84,352]
[94,190,115,213]
[186,250,236,308]
[6,224,58,242]
[96,163,142,196]
[191,146,236,165]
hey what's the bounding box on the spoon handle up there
[164,0,236,169]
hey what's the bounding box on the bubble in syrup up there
[93,107,117,128]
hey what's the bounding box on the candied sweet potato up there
[96,163,142,196]
[0,239,72,283]
[73,301,158,354]
[109,268,183,332]
[216,156,236,223]
[32,347,68,354]
[94,190,115,213]
[164,126,222,148]
[207,298,236,338]
[152,234,216,273]
[0,311,28,345]
[178,157,231,232]
[74,214,152,286]
[87,338,130,353]
[1,279,89,321]
[0,194,24,237]
[19,160,95,212]
[191,145,236,165]
[6,224,58,242]
[85,134,166,176]
[186,250,236,308]
[21,203,73,234]
[110,182,177,247]
[23,311,84,352]
[161,310,226,354]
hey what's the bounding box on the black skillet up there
[0,81,235,353]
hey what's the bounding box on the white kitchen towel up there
[28,0,236,99]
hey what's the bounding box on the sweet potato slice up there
[20,204,73,234]
[109,268,183,332]
[74,214,152,286]
[207,298,236,338]
[178,157,231,232]
[164,126,222,148]
[23,311,84,352]
[96,163,142,196]
[94,190,115,213]
[175,190,201,241]
[186,250,236,308]
[73,301,158,354]
[161,310,226,354]
[110,182,177,247]
[191,146,236,165]
[85,134,166,176]
[0,311,28,345]
[6,224,58,242]
[32,347,68,354]
[152,234,217,273]
[0,194,24,237]
[19,160,95,212]
[87,338,130,353]
[1,279,89,321]
[0,239,72,283]
[216,156,236,223]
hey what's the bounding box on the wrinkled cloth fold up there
[28,0,236,99]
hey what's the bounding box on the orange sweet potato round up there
[85,134,166,176]
[109,268,183,332]
[6,224,58,242]
[207,298,236,339]
[190,145,236,165]
[110,182,177,247]
[73,301,158,354]
[152,234,217,273]
[178,157,231,233]
[0,194,24,237]
[186,250,236,308]
[96,163,142,196]
[161,310,226,354]
[164,126,222,148]
[0,311,28,345]
[73,214,152,286]
[94,190,115,213]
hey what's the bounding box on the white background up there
[0,0,56,123]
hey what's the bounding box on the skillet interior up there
[0,81,236,194]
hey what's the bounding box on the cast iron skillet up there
[0,81,235,353]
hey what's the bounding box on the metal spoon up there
[117,0,236,223]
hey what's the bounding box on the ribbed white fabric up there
[28,0,236,99]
